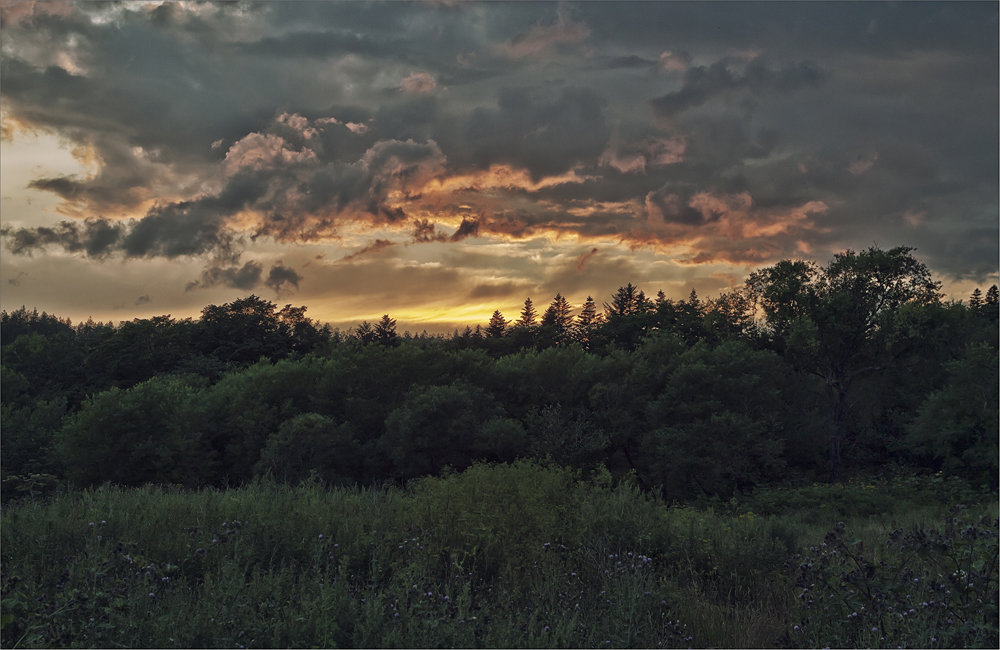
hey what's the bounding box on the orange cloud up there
[422,164,592,194]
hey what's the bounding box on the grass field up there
[2,462,996,648]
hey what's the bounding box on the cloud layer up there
[1,1,996,324]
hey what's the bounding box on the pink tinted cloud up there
[599,136,686,174]
[317,116,369,134]
[223,132,317,175]
[277,112,319,140]
[501,7,590,58]
[0,0,74,25]
[848,151,879,175]
[399,71,438,94]
[658,51,689,72]
[642,189,829,263]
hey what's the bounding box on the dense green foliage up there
[1,463,996,648]
[2,246,996,497]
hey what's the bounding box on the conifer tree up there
[573,296,602,347]
[354,320,376,344]
[985,285,999,310]
[516,297,538,328]
[970,287,984,310]
[486,310,508,338]
[374,314,398,347]
[541,293,573,330]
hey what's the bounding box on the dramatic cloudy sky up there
[2,1,997,332]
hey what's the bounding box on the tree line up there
[2,246,997,499]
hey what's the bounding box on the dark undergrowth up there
[2,462,996,648]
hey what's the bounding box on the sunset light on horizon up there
[1,1,997,333]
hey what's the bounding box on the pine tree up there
[354,320,376,344]
[970,287,984,310]
[605,283,641,318]
[573,296,602,347]
[541,293,573,330]
[985,285,998,309]
[686,288,702,312]
[486,310,508,338]
[374,314,398,346]
[984,285,999,321]
[516,297,538,328]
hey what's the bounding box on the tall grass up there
[2,462,995,648]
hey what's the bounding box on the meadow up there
[2,462,996,649]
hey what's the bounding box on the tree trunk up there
[826,380,848,483]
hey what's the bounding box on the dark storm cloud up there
[651,58,825,118]
[186,261,263,292]
[450,218,480,242]
[1,0,996,288]
[602,55,657,70]
[412,219,447,243]
[467,280,534,301]
[265,262,302,294]
[446,85,610,181]
[340,239,396,262]
[2,218,126,258]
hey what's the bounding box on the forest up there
[1,245,997,648]
[2,245,997,495]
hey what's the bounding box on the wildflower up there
[100,520,107,526]
[793,625,800,631]
[872,627,878,632]
[544,626,550,632]
[211,538,218,544]
[318,534,324,540]
[161,576,169,582]
[148,592,155,598]
[88,521,95,528]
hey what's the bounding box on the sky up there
[1,0,997,334]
